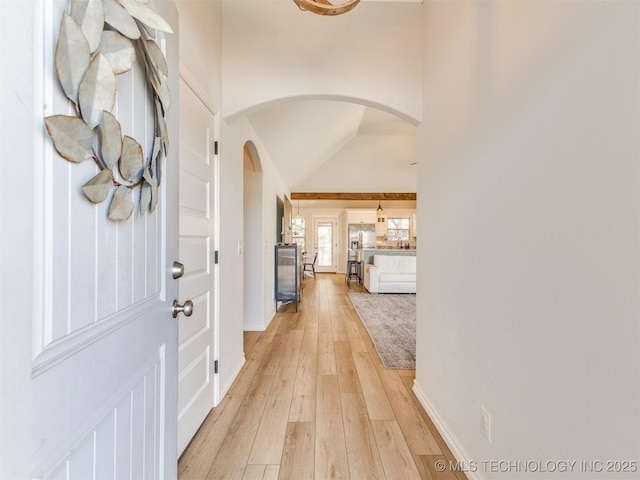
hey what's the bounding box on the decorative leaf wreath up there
[44,0,172,221]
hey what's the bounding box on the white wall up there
[260,151,291,324]
[415,2,640,479]
[221,1,422,122]
[243,144,264,331]
[222,117,290,332]
[176,0,222,110]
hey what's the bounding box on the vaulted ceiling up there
[246,100,418,195]
[227,0,421,207]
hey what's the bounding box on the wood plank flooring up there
[178,274,467,480]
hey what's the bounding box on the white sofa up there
[364,255,416,294]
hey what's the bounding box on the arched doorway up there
[243,142,264,331]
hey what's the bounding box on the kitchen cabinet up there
[375,216,387,236]
[346,210,376,225]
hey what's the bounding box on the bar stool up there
[346,260,359,287]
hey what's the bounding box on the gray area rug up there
[348,293,416,369]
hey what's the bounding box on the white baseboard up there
[263,310,275,329]
[244,309,276,332]
[243,322,265,331]
[218,355,245,401]
[412,380,485,480]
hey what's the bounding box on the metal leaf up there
[162,117,169,155]
[151,136,163,186]
[119,135,144,181]
[156,148,164,186]
[108,185,134,220]
[142,168,158,213]
[150,136,161,173]
[145,50,171,112]
[143,166,153,184]
[78,53,117,129]
[98,30,136,74]
[149,176,159,213]
[119,0,173,33]
[103,0,140,40]
[151,136,161,164]
[143,38,167,77]
[139,180,151,214]
[148,69,171,112]
[139,21,156,39]
[70,0,104,53]
[152,92,170,154]
[101,111,122,168]
[44,115,94,163]
[81,168,113,203]
[54,13,90,103]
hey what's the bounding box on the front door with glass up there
[314,218,337,273]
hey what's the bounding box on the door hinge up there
[214,141,219,155]
[214,250,219,264]
[214,360,219,374]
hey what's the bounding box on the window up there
[291,217,305,252]
[387,218,410,241]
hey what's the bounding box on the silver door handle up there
[172,299,193,318]
[172,261,185,279]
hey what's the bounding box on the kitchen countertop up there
[360,247,417,251]
[358,248,416,265]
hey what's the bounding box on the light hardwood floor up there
[178,274,467,480]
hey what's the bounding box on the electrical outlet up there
[481,406,492,443]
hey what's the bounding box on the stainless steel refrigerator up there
[348,224,376,249]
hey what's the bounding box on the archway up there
[243,141,264,331]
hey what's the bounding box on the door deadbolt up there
[172,261,185,279]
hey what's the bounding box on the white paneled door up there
[177,78,219,455]
[0,2,180,479]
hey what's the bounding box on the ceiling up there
[246,99,418,206]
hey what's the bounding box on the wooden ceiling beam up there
[290,192,416,201]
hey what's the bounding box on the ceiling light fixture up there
[376,201,384,224]
[293,200,302,236]
[293,0,360,16]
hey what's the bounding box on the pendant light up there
[375,200,385,242]
[293,0,360,16]
[293,200,303,237]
